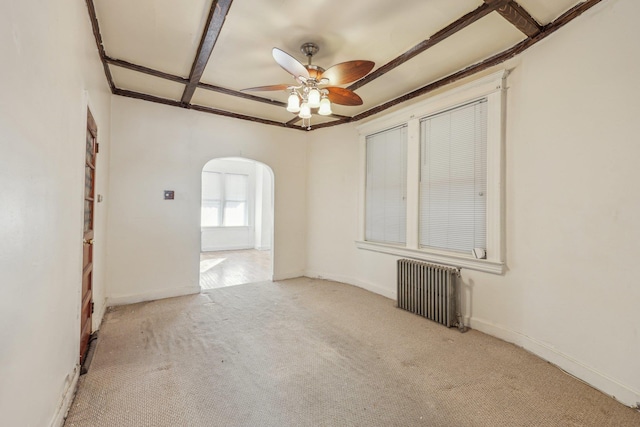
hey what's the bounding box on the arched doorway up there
[199,157,274,289]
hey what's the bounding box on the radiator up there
[397,259,461,328]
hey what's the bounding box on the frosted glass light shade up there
[318,97,332,116]
[298,103,311,119]
[286,93,300,113]
[307,88,321,108]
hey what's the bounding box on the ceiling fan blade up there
[272,48,310,81]
[326,87,363,106]
[320,60,375,85]
[241,84,290,92]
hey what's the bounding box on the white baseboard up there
[470,317,640,408]
[272,270,305,281]
[49,365,80,427]
[107,286,201,306]
[201,244,253,252]
[304,270,396,300]
[92,297,107,332]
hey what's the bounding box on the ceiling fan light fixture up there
[307,88,321,109]
[286,91,301,113]
[318,95,332,116]
[244,43,374,129]
[298,102,312,119]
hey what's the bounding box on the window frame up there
[356,70,507,274]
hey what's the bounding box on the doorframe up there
[198,157,276,284]
[80,107,97,364]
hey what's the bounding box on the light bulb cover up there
[318,97,332,116]
[286,92,301,113]
[307,88,321,108]
[298,103,312,119]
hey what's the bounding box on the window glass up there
[365,125,408,245]
[201,172,248,227]
[419,100,487,253]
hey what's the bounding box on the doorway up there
[199,158,274,289]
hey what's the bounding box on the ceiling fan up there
[242,42,375,128]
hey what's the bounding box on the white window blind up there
[419,100,487,253]
[201,172,248,227]
[223,173,248,226]
[365,125,408,245]
[201,172,222,227]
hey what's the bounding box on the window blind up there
[419,100,487,253]
[365,125,408,245]
[223,174,248,226]
[202,172,222,227]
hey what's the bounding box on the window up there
[201,172,248,227]
[365,125,408,245]
[420,100,487,254]
[357,70,506,274]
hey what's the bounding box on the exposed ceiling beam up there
[114,88,306,131]
[104,0,603,133]
[349,0,603,124]
[486,0,541,37]
[347,2,497,92]
[115,88,183,108]
[106,57,189,84]
[180,0,234,105]
[189,104,306,130]
[286,111,352,127]
[197,82,287,108]
[85,0,115,93]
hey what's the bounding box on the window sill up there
[355,240,504,275]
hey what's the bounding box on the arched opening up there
[199,157,274,289]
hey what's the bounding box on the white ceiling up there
[92,0,586,129]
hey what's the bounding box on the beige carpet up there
[65,278,639,427]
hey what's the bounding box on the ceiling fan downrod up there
[300,42,320,66]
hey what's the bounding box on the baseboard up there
[470,317,640,408]
[201,244,254,252]
[107,286,201,306]
[304,270,396,300]
[49,365,80,427]
[272,271,305,281]
[92,297,107,331]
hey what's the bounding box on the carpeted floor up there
[64,278,640,426]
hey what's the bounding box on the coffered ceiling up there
[86,0,603,130]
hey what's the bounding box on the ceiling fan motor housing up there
[300,42,320,58]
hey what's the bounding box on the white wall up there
[305,0,640,407]
[254,164,274,251]
[107,97,306,304]
[0,1,112,426]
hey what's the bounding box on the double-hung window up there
[419,100,487,254]
[365,125,408,245]
[201,172,248,227]
[357,70,506,274]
